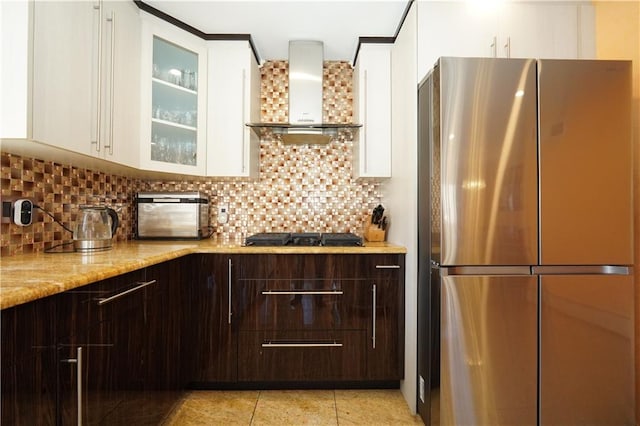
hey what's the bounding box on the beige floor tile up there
[164,389,420,426]
[334,390,422,425]
[165,391,259,425]
[251,390,338,426]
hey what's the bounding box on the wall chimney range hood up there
[247,40,361,144]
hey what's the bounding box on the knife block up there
[364,223,386,242]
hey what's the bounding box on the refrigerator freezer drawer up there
[440,274,538,425]
[540,274,634,425]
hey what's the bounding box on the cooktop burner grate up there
[244,232,291,246]
[290,233,321,246]
[320,233,363,246]
[245,232,362,247]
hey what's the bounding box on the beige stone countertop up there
[0,239,406,310]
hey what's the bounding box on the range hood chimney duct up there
[289,40,323,126]
[246,40,360,144]
[283,40,328,144]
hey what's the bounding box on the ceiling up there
[144,0,411,63]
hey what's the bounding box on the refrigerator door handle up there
[532,265,632,275]
[440,266,532,276]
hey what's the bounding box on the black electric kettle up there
[73,206,119,252]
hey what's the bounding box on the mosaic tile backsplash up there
[1,61,382,256]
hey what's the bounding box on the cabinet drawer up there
[238,330,367,382]
[57,269,149,342]
[236,279,369,331]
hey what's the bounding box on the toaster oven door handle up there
[152,198,182,203]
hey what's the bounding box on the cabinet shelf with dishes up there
[140,12,207,175]
[152,77,198,96]
[150,121,197,166]
[151,118,197,132]
[151,77,198,133]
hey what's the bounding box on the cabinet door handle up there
[92,2,103,152]
[490,35,497,58]
[105,10,116,155]
[261,290,343,295]
[262,342,343,348]
[228,258,232,324]
[241,68,246,174]
[363,69,368,174]
[375,265,400,269]
[504,36,511,58]
[61,347,83,426]
[372,284,377,349]
[96,280,156,305]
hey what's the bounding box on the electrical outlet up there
[13,199,33,226]
[1,200,13,224]
[217,204,229,224]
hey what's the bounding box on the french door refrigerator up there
[417,57,634,425]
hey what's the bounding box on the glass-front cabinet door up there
[140,13,207,174]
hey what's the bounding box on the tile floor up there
[164,389,423,425]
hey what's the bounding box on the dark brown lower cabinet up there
[145,259,185,390]
[57,264,182,425]
[238,330,367,382]
[139,259,185,423]
[1,295,57,425]
[367,255,405,380]
[2,262,185,425]
[183,254,237,384]
[233,254,405,384]
[1,252,404,424]
[57,268,149,425]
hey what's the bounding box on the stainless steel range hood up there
[247,40,360,144]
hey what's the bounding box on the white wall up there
[383,2,418,413]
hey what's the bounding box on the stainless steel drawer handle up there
[261,291,343,295]
[375,265,400,269]
[61,347,82,426]
[372,284,377,349]
[96,280,157,305]
[228,258,232,324]
[262,342,343,348]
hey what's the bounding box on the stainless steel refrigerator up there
[417,57,634,425]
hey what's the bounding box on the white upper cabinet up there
[417,1,496,69]
[353,43,392,179]
[418,1,596,80]
[30,1,94,153]
[499,3,578,59]
[207,40,260,177]
[100,1,141,167]
[0,1,31,139]
[139,12,207,175]
[2,1,140,168]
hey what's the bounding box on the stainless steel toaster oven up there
[136,192,210,239]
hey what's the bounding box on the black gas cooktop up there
[245,232,362,247]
